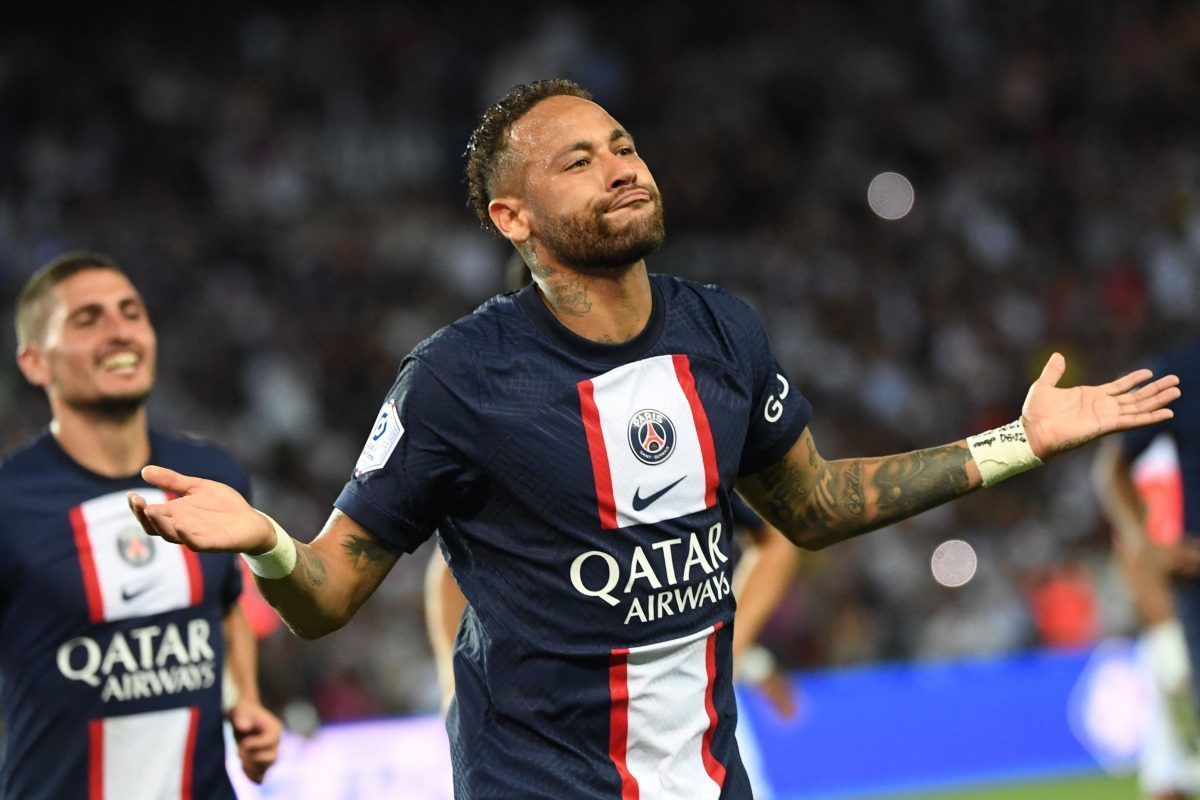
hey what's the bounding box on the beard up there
[65,388,152,420]
[535,191,666,272]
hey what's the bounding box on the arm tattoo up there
[298,544,326,588]
[872,445,972,518]
[341,535,396,572]
[752,444,973,548]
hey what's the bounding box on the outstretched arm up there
[129,469,399,639]
[738,354,1179,550]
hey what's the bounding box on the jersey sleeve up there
[220,557,244,609]
[736,306,812,477]
[334,356,473,554]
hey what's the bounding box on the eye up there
[617,145,636,156]
[566,157,590,170]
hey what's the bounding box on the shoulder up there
[149,430,248,487]
[656,275,764,327]
[407,291,525,378]
[0,431,55,481]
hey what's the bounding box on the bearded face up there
[534,188,666,272]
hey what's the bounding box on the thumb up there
[141,465,203,495]
[1036,352,1066,387]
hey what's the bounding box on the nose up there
[603,151,637,190]
[101,310,137,341]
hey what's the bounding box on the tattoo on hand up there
[341,535,396,572]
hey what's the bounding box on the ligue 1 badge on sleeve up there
[355,399,404,476]
[627,408,676,465]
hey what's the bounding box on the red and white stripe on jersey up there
[69,489,203,623]
[1132,434,1185,546]
[89,706,199,800]
[608,623,726,800]
[578,355,719,530]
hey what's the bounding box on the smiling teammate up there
[0,253,281,799]
[128,80,1179,799]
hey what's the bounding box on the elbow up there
[279,607,353,641]
[779,524,838,552]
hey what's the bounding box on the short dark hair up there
[15,251,126,346]
[465,79,592,235]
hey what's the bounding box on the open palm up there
[1020,353,1179,460]
[127,466,276,554]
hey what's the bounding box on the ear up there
[16,343,51,388]
[488,196,532,244]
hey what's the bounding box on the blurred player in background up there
[128,81,1178,799]
[1095,340,1200,800]
[0,253,281,799]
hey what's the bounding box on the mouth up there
[607,190,652,213]
[99,351,141,372]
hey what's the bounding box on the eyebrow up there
[553,128,634,161]
[67,297,144,319]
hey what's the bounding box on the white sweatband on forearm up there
[734,643,777,685]
[966,419,1043,487]
[241,512,298,579]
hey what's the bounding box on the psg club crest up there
[628,409,676,465]
[116,526,156,567]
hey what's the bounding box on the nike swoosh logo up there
[121,579,160,602]
[632,477,687,512]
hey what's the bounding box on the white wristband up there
[966,419,1042,487]
[734,644,777,686]
[241,512,298,579]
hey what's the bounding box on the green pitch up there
[888,772,1139,799]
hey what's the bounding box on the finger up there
[238,731,275,750]
[127,492,155,533]
[141,465,205,495]
[141,507,189,545]
[1104,368,1155,396]
[1119,374,1180,403]
[1118,386,1181,416]
[1107,408,1174,432]
[1036,352,1066,387]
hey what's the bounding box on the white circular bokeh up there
[931,539,977,587]
[867,171,915,220]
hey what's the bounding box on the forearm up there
[252,521,397,640]
[730,534,800,658]
[746,441,982,549]
[223,604,262,705]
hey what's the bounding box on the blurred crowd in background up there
[2,2,1199,725]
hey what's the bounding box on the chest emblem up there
[628,409,676,466]
[116,526,156,567]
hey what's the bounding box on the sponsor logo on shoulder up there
[354,399,404,476]
[627,409,676,465]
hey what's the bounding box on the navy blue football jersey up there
[0,430,248,800]
[1121,339,1200,534]
[336,275,810,800]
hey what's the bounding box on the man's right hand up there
[128,465,276,555]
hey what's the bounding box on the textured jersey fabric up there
[0,430,248,800]
[336,274,810,799]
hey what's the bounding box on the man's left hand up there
[230,700,283,784]
[1021,353,1179,460]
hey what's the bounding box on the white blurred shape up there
[867,171,915,220]
[931,539,977,587]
